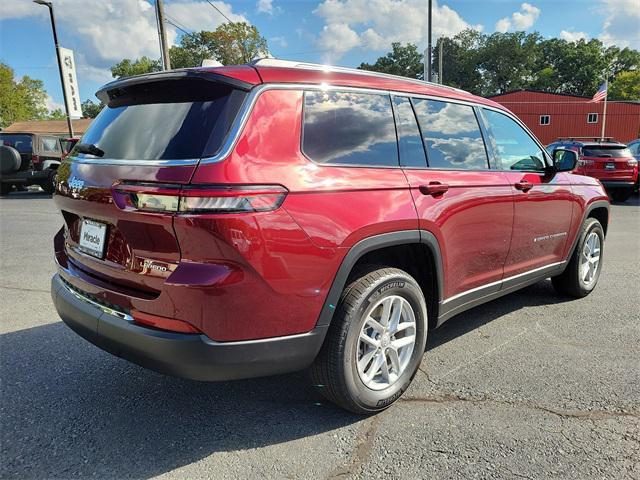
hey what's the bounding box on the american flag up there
[591,82,607,102]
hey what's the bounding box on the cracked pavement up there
[1,192,639,479]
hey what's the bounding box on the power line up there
[204,0,232,23]
[163,13,194,37]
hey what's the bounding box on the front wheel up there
[40,169,57,194]
[552,218,604,298]
[610,188,632,203]
[310,267,428,414]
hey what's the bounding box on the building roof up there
[2,119,92,135]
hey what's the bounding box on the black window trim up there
[390,95,429,168]
[300,89,401,169]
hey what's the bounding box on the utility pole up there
[155,0,171,70]
[427,0,432,82]
[33,0,73,137]
[438,37,443,84]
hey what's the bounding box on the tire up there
[40,169,57,194]
[0,183,11,196]
[610,188,632,203]
[0,145,21,174]
[310,267,428,414]
[552,218,604,298]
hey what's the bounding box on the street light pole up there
[33,0,74,137]
[427,0,432,82]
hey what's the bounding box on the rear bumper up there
[51,273,327,381]
[600,181,635,189]
[0,169,50,184]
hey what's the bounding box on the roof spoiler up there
[96,69,254,104]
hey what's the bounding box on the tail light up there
[577,157,594,167]
[31,154,41,165]
[112,183,288,214]
[628,159,638,167]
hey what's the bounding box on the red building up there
[490,90,640,145]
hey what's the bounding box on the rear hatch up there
[580,144,636,181]
[54,70,252,298]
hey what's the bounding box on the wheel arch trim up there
[315,230,444,327]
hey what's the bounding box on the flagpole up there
[600,77,608,141]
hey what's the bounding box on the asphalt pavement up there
[1,191,638,479]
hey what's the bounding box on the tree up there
[110,22,269,78]
[609,71,640,100]
[432,29,485,94]
[81,99,104,118]
[358,42,424,79]
[46,108,66,120]
[110,56,162,78]
[0,63,48,128]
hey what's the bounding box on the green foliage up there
[81,99,104,118]
[359,42,424,79]
[0,63,49,128]
[110,22,268,78]
[609,71,640,100]
[110,56,162,79]
[47,108,66,120]
[361,31,640,99]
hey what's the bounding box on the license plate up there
[78,219,107,258]
[605,162,615,169]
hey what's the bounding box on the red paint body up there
[53,64,609,343]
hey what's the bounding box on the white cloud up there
[313,0,482,61]
[257,0,274,15]
[0,0,246,89]
[598,0,640,49]
[560,30,588,42]
[271,36,288,48]
[495,3,540,33]
[45,94,64,113]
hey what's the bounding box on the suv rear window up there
[581,146,632,158]
[302,91,398,166]
[1,134,33,153]
[75,79,246,161]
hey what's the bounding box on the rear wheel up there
[40,169,57,194]
[310,267,428,414]
[552,218,604,298]
[0,183,11,196]
[610,188,632,203]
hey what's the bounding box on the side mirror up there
[551,148,578,173]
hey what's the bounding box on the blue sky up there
[1,0,638,112]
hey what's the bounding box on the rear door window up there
[412,99,488,170]
[302,90,398,166]
[482,109,547,171]
[75,79,247,161]
[41,136,61,153]
[392,96,427,167]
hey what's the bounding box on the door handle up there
[514,180,533,192]
[419,182,449,196]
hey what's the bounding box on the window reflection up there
[303,91,398,166]
[482,109,546,171]
[393,96,427,167]
[413,99,488,170]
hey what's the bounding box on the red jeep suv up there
[51,60,610,413]
[546,138,638,203]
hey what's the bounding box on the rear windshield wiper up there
[74,143,105,157]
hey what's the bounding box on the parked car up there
[50,60,609,414]
[60,137,80,160]
[546,138,638,202]
[626,138,640,192]
[0,132,62,195]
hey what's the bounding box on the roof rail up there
[556,137,619,143]
[250,58,466,93]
